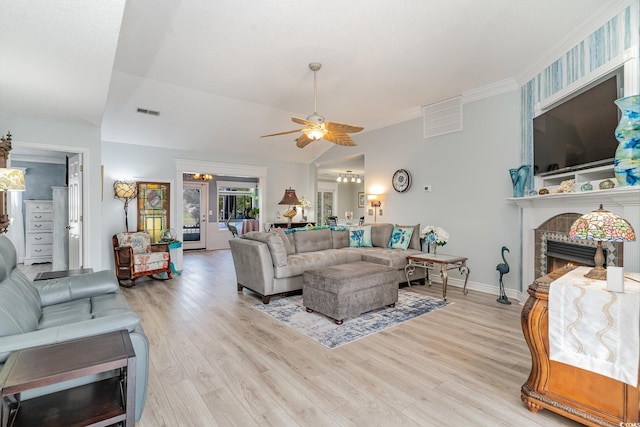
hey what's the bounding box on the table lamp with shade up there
[0,168,26,233]
[278,187,300,228]
[569,204,636,280]
[0,132,26,234]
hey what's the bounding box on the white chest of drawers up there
[24,200,53,265]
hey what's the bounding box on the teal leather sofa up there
[0,235,148,421]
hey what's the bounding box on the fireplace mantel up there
[510,186,640,290]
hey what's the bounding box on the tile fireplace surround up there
[512,186,640,291]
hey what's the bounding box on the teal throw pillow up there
[388,225,414,251]
[348,225,373,248]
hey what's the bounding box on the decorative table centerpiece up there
[421,225,449,254]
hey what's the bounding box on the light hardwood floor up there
[23,251,581,426]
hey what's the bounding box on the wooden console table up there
[0,330,136,427]
[521,266,639,426]
[271,221,315,230]
[404,253,470,300]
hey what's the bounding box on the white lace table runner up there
[548,266,640,386]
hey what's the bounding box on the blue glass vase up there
[613,95,640,187]
[509,165,530,197]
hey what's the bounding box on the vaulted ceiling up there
[0,0,616,164]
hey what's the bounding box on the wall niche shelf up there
[534,164,616,193]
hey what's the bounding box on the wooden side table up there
[0,330,136,427]
[404,253,470,300]
[33,268,94,281]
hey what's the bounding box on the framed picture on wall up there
[358,192,365,208]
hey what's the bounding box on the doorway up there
[11,145,85,270]
[182,182,208,250]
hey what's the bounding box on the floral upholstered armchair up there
[112,231,172,287]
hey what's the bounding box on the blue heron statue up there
[496,246,511,305]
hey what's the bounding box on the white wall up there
[0,112,104,268]
[102,140,310,267]
[318,90,523,295]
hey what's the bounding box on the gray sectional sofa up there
[0,235,148,421]
[229,223,426,303]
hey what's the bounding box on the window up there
[218,182,259,228]
[137,181,170,243]
[316,190,334,226]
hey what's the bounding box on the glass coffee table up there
[405,253,470,300]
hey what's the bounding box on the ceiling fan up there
[261,63,364,148]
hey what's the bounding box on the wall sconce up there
[0,132,26,233]
[367,194,382,223]
[114,180,138,231]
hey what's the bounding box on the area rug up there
[252,289,451,349]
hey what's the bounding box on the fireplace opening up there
[535,213,622,280]
[545,240,603,274]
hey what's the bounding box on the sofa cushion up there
[367,223,394,248]
[116,231,151,254]
[0,276,42,337]
[274,249,362,278]
[293,228,332,253]
[272,227,295,255]
[348,225,373,247]
[360,247,424,269]
[243,231,288,267]
[38,298,92,329]
[388,225,414,251]
[331,229,349,249]
[91,293,134,318]
[396,224,421,250]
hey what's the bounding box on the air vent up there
[136,108,161,116]
[422,96,462,138]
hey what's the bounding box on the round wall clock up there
[392,169,411,192]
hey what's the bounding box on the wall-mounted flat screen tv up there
[533,73,621,176]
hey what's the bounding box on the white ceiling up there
[0,0,618,165]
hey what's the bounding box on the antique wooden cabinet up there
[520,266,639,426]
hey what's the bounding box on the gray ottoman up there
[303,261,398,324]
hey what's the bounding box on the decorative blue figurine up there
[496,246,511,305]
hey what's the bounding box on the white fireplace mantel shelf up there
[508,186,640,210]
[508,185,640,290]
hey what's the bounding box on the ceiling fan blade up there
[323,132,357,146]
[260,128,304,138]
[291,117,317,127]
[325,121,364,134]
[296,133,313,148]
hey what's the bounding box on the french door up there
[183,182,208,250]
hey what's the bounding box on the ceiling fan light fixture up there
[304,127,327,141]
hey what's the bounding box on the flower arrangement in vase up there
[298,197,311,221]
[420,226,449,254]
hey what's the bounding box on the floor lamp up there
[114,181,138,231]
